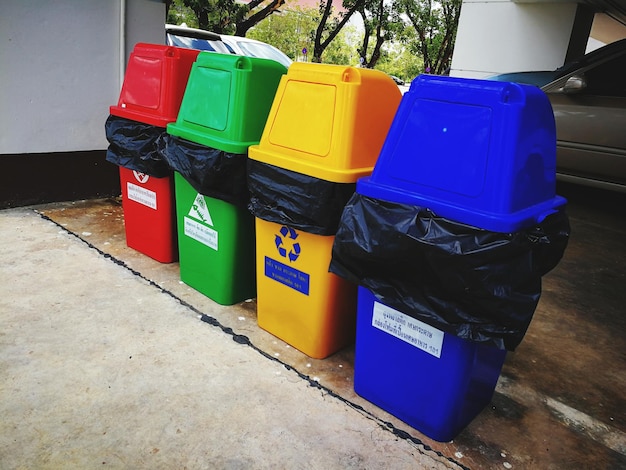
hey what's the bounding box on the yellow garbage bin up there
[248,62,402,358]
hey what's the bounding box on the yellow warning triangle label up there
[188,193,213,226]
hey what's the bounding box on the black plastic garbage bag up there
[329,194,570,351]
[247,159,356,236]
[159,134,249,208]
[105,115,171,178]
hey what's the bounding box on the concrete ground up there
[1,182,625,469]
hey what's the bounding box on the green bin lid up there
[167,52,287,154]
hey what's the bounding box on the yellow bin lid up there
[248,63,402,183]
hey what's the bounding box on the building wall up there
[0,0,165,208]
[2,1,118,154]
[450,0,580,79]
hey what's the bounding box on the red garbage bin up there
[108,43,199,262]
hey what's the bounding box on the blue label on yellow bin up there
[265,256,310,295]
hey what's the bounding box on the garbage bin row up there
[105,43,570,442]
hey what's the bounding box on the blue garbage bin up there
[330,75,570,442]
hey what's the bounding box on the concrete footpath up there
[0,207,458,469]
[1,184,625,469]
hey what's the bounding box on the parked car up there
[389,75,405,86]
[165,24,231,53]
[165,24,292,69]
[490,38,626,192]
[219,34,292,69]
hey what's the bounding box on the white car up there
[166,24,292,68]
[219,34,292,69]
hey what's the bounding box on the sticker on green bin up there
[184,193,218,250]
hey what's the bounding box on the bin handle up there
[342,67,361,84]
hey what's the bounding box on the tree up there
[311,0,366,63]
[167,0,286,36]
[166,0,462,76]
[248,7,318,61]
[235,0,287,36]
[374,32,424,82]
[356,0,402,68]
[166,0,199,26]
[398,0,462,75]
[248,6,359,65]
[322,28,359,65]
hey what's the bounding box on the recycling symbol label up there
[275,226,301,262]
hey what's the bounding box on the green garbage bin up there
[165,52,287,305]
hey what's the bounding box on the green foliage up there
[247,6,317,61]
[397,0,462,75]
[356,0,404,68]
[168,0,274,35]
[167,0,460,78]
[248,5,359,65]
[185,0,249,34]
[374,44,423,83]
[322,30,359,65]
[167,0,198,27]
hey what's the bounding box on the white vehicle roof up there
[219,35,292,68]
[166,24,292,68]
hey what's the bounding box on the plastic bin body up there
[255,219,357,359]
[174,172,256,305]
[354,287,507,442]
[249,63,402,358]
[167,52,288,154]
[359,74,566,232]
[110,43,200,127]
[119,167,177,263]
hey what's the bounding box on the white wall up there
[450,0,579,79]
[0,0,165,155]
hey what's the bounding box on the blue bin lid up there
[359,74,566,232]
[357,176,566,232]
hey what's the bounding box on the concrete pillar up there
[450,0,579,78]
[125,0,168,62]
